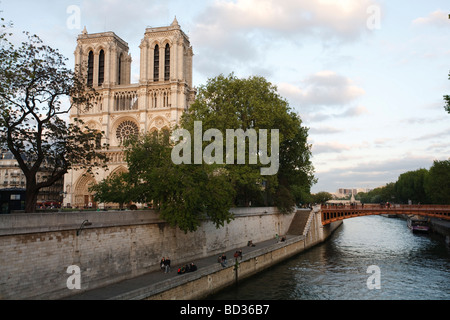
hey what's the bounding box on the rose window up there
[116,120,139,142]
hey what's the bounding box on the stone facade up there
[63,18,195,208]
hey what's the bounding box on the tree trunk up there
[25,186,39,213]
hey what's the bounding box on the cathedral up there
[63,18,195,208]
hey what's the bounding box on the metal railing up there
[320,204,450,225]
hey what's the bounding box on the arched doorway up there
[74,174,97,209]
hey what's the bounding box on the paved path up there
[65,237,285,300]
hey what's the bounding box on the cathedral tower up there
[63,19,195,209]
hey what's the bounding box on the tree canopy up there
[356,160,450,205]
[445,72,450,114]
[111,131,235,232]
[181,73,316,212]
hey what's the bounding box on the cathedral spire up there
[171,16,179,27]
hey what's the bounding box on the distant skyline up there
[1,0,449,193]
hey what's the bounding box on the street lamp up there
[76,219,92,236]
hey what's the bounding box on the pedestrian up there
[221,253,227,267]
[160,257,165,272]
[164,256,171,273]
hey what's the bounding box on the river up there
[209,215,450,300]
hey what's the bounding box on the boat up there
[407,217,430,234]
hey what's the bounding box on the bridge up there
[320,204,450,225]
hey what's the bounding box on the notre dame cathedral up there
[63,18,195,208]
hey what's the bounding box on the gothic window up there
[164,43,170,81]
[87,51,94,86]
[118,53,122,85]
[98,49,105,85]
[116,120,139,143]
[154,45,159,82]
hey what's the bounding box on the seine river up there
[209,215,450,300]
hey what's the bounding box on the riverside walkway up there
[65,237,284,300]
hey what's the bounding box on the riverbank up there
[430,218,450,245]
[66,209,342,300]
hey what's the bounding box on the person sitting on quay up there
[234,249,243,261]
[177,265,185,274]
[218,253,227,267]
[177,262,197,275]
[164,257,171,273]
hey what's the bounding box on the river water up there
[209,215,450,300]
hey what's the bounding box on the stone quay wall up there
[129,206,342,300]
[0,207,299,300]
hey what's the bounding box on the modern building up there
[63,18,195,208]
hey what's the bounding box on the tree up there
[425,160,450,204]
[0,27,107,213]
[311,191,333,204]
[119,131,235,233]
[394,169,428,204]
[445,72,450,114]
[89,172,133,210]
[180,73,315,213]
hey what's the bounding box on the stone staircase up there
[287,209,312,236]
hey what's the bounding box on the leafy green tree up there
[122,131,236,233]
[357,183,396,204]
[444,72,450,114]
[311,191,333,204]
[180,73,315,213]
[0,25,107,213]
[89,172,133,210]
[425,160,450,204]
[395,169,429,204]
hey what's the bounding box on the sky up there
[1,0,449,194]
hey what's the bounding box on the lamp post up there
[76,220,92,236]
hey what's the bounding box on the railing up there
[320,204,450,225]
[113,90,139,111]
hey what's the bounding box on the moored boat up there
[407,217,430,234]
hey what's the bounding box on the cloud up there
[412,10,449,28]
[312,142,352,154]
[191,0,381,76]
[413,128,450,141]
[194,0,380,42]
[81,0,169,35]
[305,105,368,122]
[278,71,365,111]
[309,126,343,135]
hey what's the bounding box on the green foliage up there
[395,169,428,204]
[425,160,450,204]
[444,72,450,114]
[181,73,315,213]
[122,131,235,233]
[311,191,333,204]
[357,161,450,205]
[89,172,133,209]
[357,183,395,203]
